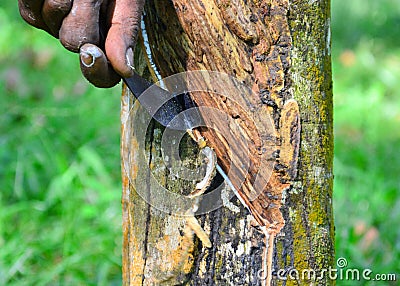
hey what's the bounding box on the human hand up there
[18,0,145,87]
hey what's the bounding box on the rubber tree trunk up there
[121,0,334,285]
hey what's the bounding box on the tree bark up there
[121,0,334,285]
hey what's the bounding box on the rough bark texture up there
[121,0,334,285]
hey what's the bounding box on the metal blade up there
[123,73,188,130]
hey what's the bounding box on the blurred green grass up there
[0,2,122,285]
[332,0,400,282]
[0,0,399,284]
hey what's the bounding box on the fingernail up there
[126,47,134,70]
[80,45,103,68]
[80,51,95,67]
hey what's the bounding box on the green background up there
[0,0,399,284]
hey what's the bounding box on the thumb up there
[79,44,121,88]
[105,0,145,78]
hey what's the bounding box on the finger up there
[105,0,145,77]
[18,0,50,32]
[59,0,103,52]
[80,43,121,88]
[42,0,73,37]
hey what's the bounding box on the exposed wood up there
[121,0,334,285]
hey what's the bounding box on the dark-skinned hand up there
[18,0,145,87]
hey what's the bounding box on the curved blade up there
[123,73,190,130]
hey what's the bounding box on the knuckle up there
[44,0,72,12]
[122,16,141,32]
[60,24,100,52]
[59,33,81,52]
[18,1,39,25]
